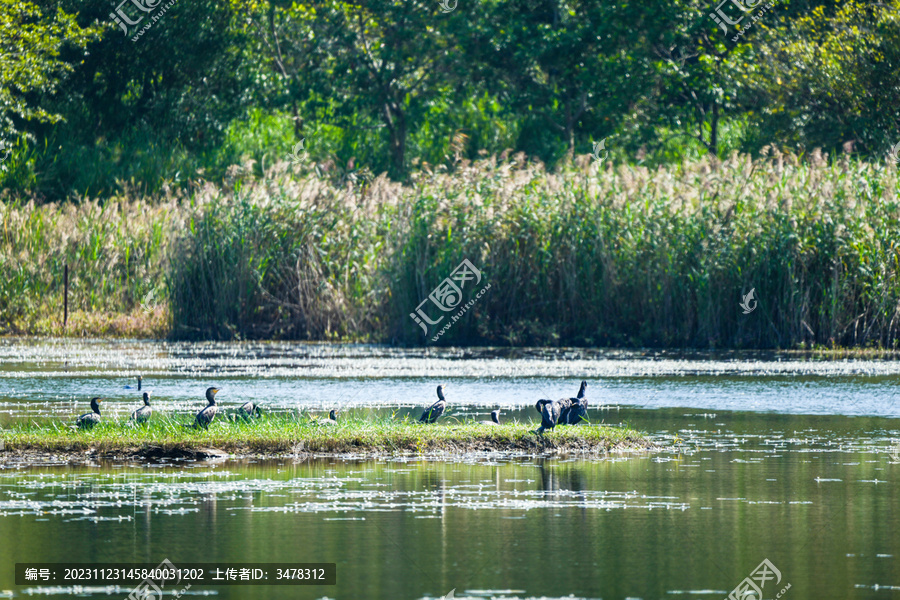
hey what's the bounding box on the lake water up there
[1,339,900,599]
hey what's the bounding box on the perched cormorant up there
[479,409,501,425]
[124,375,143,391]
[419,385,447,423]
[76,397,103,429]
[194,387,220,430]
[320,409,338,425]
[130,391,152,423]
[535,397,572,434]
[238,401,261,419]
[535,399,553,432]
[560,380,589,425]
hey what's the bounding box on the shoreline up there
[7,334,900,357]
[0,423,655,464]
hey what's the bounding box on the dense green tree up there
[239,0,470,177]
[13,0,252,196]
[615,0,759,158]
[474,0,645,160]
[744,0,900,155]
[0,0,101,137]
[2,0,899,197]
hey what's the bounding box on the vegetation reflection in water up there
[1,409,900,599]
[2,342,900,598]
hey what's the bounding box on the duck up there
[76,397,103,429]
[130,391,152,423]
[194,387,220,430]
[479,409,501,425]
[419,385,447,423]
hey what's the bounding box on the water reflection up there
[2,340,900,598]
[0,411,899,598]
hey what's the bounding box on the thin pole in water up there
[63,262,68,332]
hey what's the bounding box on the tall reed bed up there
[167,165,398,339]
[393,150,900,347]
[0,196,173,335]
[3,151,900,347]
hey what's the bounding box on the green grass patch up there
[0,413,650,457]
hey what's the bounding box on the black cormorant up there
[76,397,103,429]
[560,380,589,425]
[419,385,447,423]
[124,375,143,391]
[194,387,220,430]
[320,409,338,425]
[238,401,261,419]
[130,391,152,423]
[535,397,571,434]
[479,409,501,425]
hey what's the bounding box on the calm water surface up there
[1,339,900,599]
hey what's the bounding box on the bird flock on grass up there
[75,377,592,434]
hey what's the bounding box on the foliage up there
[0,195,172,335]
[745,0,900,155]
[5,154,900,350]
[1,0,899,195]
[0,411,647,455]
[0,0,101,137]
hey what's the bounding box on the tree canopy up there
[1,0,898,197]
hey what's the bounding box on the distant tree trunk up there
[383,101,406,176]
[564,93,587,157]
[698,101,720,157]
[710,101,719,157]
[292,100,303,138]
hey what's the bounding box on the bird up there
[419,385,448,423]
[194,387,220,430]
[560,380,589,425]
[479,409,501,425]
[535,397,572,434]
[124,375,143,391]
[238,401,261,419]
[130,391,152,423]
[535,399,554,432]
[76,397,103,429]
[319,409,338,425]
